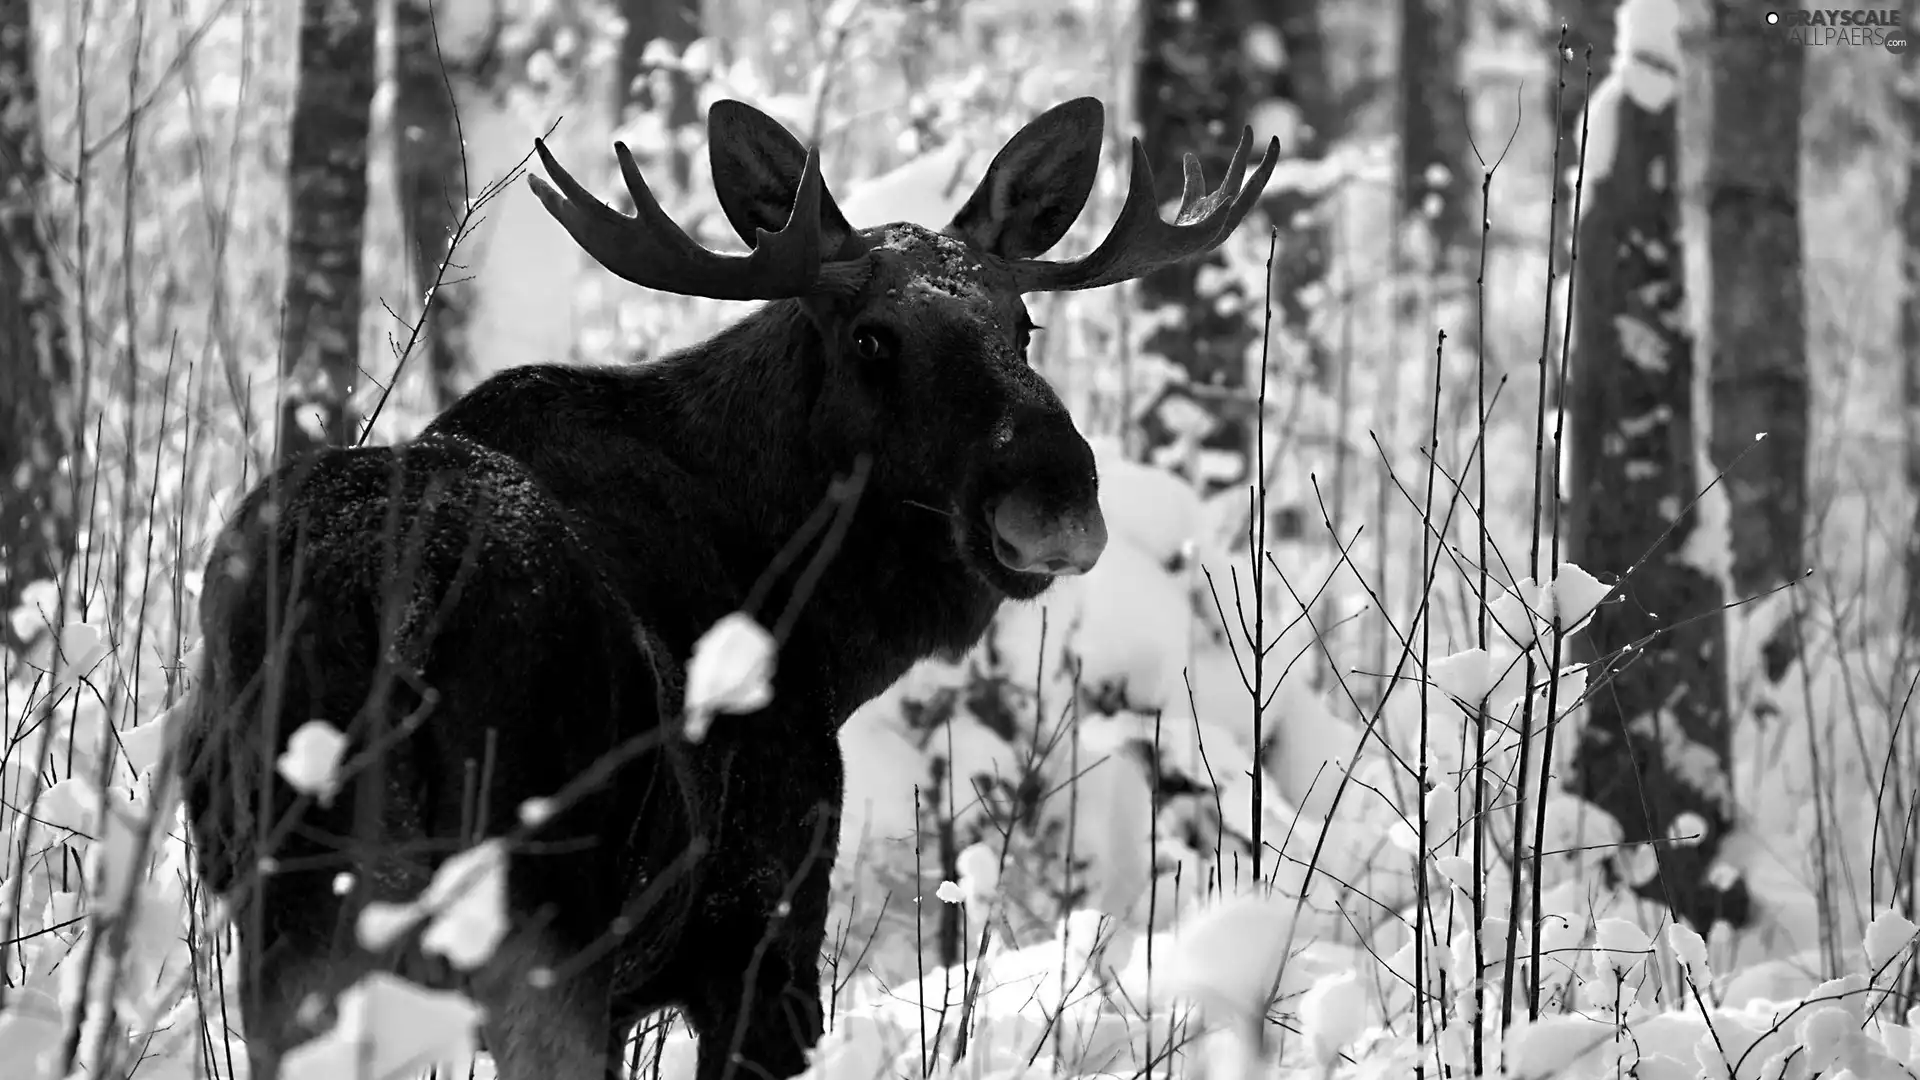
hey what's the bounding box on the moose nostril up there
[988,493,1106,576]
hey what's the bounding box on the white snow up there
[682,611,777,741]
[952,840,999,902]
[1863,908,1918,976]
[116,702,177,777]
[842,137,983,229]
[1616,0,1682,101]
[34,778,105,836]
[1668,920,1711,977]
[280,973,483,1080]
[1503,1014,1617,1076]
[52,621,110,690]
[1573,0,1682,186]
[1591,916,1654,981]
[1298,970,1369,1066]
[516,796,556,827]
[418,840,510,970]
[5,578,60,643]
[276,720,350,807]
[1157,891,1297,1023]
[356,840,509,971]
[1092,447,1204,567]
[1055,718,1155,917]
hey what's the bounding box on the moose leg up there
[232,871,376,1080]
[470,927,621,1080]
[607,1018,634,1077]
[686,852,834,1080]
[688,950,825,1080]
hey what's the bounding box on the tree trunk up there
[1904,0,1920,637]
[1401,0,1472,262]
[0,0,75,634]
[395,0,475,410]
[1564,43,1747,932]
[617,0,701,191]
[1886,0,1920,945]
[1704,3,1806,609]
[1134,0,1329,506]
[277,0,377,463]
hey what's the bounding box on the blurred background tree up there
[1400,0,1472,275]
[1133,0,1329,512]
[395,0,480,409]
[0,0,73,647]
[1904,0,1920,638]
[616,0,700,189]
[276,0,377,462]
[1563,1,1744,935]
[1704,0,1807,702]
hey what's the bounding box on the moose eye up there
[853,328,894,362]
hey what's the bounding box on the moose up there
[173,97,1276,1080]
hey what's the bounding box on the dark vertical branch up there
[395,0,474,410]
[1552,0,1619,264]
[0,0,75,632]
[1564,62,1747,932]
[276,0,377,463]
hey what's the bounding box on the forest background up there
[0,0,1908,1076]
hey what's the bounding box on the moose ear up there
[946,98,1105,260]
[707,100,856,256]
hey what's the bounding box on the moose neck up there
[619,300,1003,714]
[650,302,824,535]
[428,298,1007,715]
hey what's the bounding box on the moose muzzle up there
[988,491,1108,576]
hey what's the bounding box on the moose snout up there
[989,490,1108,576]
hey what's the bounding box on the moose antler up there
[998,126,1281,293]
[528,138,864,301]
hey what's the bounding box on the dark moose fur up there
[173,97,1274,1080]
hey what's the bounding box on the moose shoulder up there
[173,97,1276,1080]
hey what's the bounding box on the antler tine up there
[527,138,835,302]
[1181,129,1254,226]
[1174,155,1209,221]
[1003,126,1281,295]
